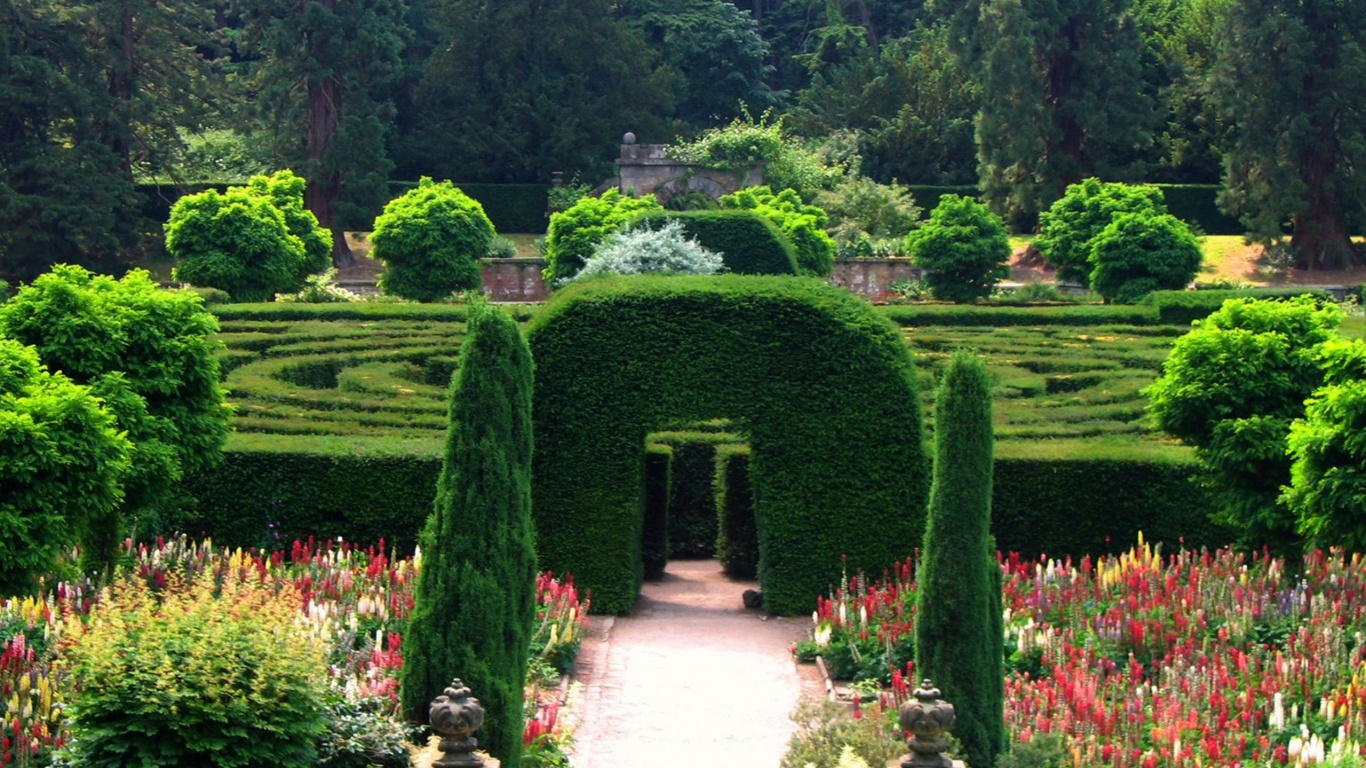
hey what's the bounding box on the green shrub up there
[664,191,719,211]
[1286,339,1366,550]
[62,573,330,768]
[907,195,1011,303]
[878,303,1158,326]
[779,698,903,768]
[1144,287,1332,325]
[815,175,921,250]
[1036,179,1167,285]
[276,268,363,303]
[572,220,724,282]
[1089,212,1203,303]
[0,339,131,595]
[247,170,332,279]
[527,275,927,614]
[917,350,1004,768]
[486,235,518,259]
[167,175,324,302]
[385,182,551,234]
[668,110,843,199]
[372,178,495,302]
[718,186,837,276]
[634,210,799,275]
[715,445,757,578]
[544,189,663,283]
[401,300,536,767]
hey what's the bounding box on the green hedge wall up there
[642,444,672,580]
[715,445,758,579]
[183,435,441,551]
[527,275,929,614]
[650,429,746,559]
[1154,185,1242,235]
[635,210,798,275]
[1145,288,1332,325]
[991,442,1229,558]
[879,304,1160,327]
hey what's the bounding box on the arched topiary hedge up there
[634,210,799,275]
[527,275,928,614]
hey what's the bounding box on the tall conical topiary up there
[916,349,1005,768]
[400,299,537,766]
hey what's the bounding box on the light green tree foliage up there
[938,0,1157,227]
[788,25,979,186]
[815,175,921,257]
[401,300,536,766]
[718,186,837,276]
[0,265,230,561]
[544,189,664,284]
[1208,0,1366,270]
[573,221,724,282]
[371,179,495,302]
[620,0,774,126]
[1089,212,1202,303]
[1147,296,1343,556]
[0,339,130,595]
[167,171,331,301]
[669,110,845,200]
[906,195,1010,303]
[1285,339,1366,551]
[1035,178,1167,284]
[916,349,1005,768]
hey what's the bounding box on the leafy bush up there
[906,195,1011,303]
[995,281,1068,303]
[1285,339,1366,550]
[634,210,798,275]
[718,186,836,276]
[0,340,130,595]
[671,111,847,199]
[780,698,903,768]
[61,572,331,768]
[1144,287,1331,325]
[815,174,921,253]
[571,221,723,282]
[487,235,518,259]
[543,188,663,283]
[371,178,495,302]
[664,191,719,211]
[1036,179,1166,284]
[276,268,363,303]
[1089,212,1203,303]
[167,171,330,301]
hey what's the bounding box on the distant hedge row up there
[1144,287,1333,325]
[635,210,798,275]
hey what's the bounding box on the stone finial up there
[429,679,486,767]
[899,679,957,768]
[622,131,637,145]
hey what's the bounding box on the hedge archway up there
[527,275,928,614]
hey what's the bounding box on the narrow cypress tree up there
[400,299,537,766]
[916,350,1005,768]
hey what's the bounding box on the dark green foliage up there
[1147,296,1343,556]
[1036,179,1168,285]
[991,443,1225,558]
[916,350,1004,768]
[642,444,673,580]
[635,210,799,274]
[544,190,664,284]
[1285,339,1366,551]
[0,339,131,595]
[879,304,1159,326]
[384,182,551,234]
[1157,185,1243,235]
[401,301,536,767]
[527,275,927,615]
[650,430,744,559]
[245,171,333,282]
[715,444,758,579]
[0,266,230,563]
[717,187,837,277]
[372,178,495,301]
[1145,288,1332,325]
[1089,212,1203,303]
[907,195,1011,303]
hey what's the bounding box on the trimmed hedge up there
[212,302,539,322]
[183,434,441,551]
[389,182,550,234]
[634,210,798,275]
[1145,288,1332,325]
[879,303,1160,327]
[642,444,673,580]
[650,429,746,559]
[991,441,1228,558]
[714,445,757,578]
[527,275,929,614]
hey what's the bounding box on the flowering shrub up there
[794,558,917,683]
[0,536,589,768]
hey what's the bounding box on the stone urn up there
[429,679,486,768]
[899,680,957,768]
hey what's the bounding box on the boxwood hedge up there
[634,210,798,275]
[527,275,929,614]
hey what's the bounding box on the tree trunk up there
[109,0,136,181]
[304,0,354,268]
[1290,116,1361,270]
[854,0,877,50]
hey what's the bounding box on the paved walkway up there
[566,560,822,768]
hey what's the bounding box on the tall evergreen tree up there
[916,350,1004,768]
[1209,0,1366,270]
[244,0,408,266]
[400,300,537,767]
[936,0,1158,227]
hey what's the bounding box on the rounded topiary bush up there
[372,178,495,302]
[907,195,1011,303]
[168,186,308,302]
[717,186,836,277]
[634,210,798,275]
[544,189,663,284]
[1036,179,1167,284]
[1088,212,1202,303]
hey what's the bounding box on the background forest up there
[3,0,1364,283]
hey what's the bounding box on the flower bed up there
[0,536,587,767]
[798,539,1366,768]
